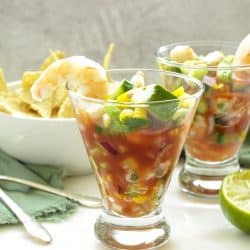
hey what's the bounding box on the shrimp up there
[170,45,197,63]
[233,34,250,66]
[203,51,224,66]
[131,71,145,87]
[31,56,108,101]
[232,34,250,83]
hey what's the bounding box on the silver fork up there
[0,187,52,244]
[0,175,102,208]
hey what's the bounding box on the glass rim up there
[66,68,204,105]
[155,40,250,71]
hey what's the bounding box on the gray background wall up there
[0,0,249,81]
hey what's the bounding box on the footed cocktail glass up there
[156,42,250,197]
[67,69,203,249]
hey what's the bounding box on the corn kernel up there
[116,92,131,102]
[239,131,246,141]
[226,55,234,63]
[122,157,138,169]
[212,83,224,89]
[90,147,101,158]
[100,162,108,169]
[119,109,134,122]
[133,195,148,204]
[172,86,185,97]
[133,107,147,119]
[102,113,111,127]
[169,128,179,137]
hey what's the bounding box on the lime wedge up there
[219,170,250,234]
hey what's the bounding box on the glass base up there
[95,212,170,250]
[179,156,240,198]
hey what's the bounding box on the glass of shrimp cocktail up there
[156,35,250,197]
[67,68,203,249]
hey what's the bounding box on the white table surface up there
[0,164,249,250]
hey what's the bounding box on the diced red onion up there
[100,141,118,155]
[202,75,216,87]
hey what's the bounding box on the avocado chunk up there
[110,79,134,99]
[217,61,232,84]
[131,84,179,121]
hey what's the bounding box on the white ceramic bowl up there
[0,82,91,175]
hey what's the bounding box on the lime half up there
[219,170,250,234]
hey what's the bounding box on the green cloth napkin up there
[0,149,77,224]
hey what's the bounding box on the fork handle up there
[0,187,52,244]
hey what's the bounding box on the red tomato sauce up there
[77,112,189,217]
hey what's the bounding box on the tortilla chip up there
[0,68,8,92]
[103,43,114,82]
[18,102,40,117]
[103,43,114,70]
[57,97,75,118]
[0,99,11,114]
[18,88,54,118]
[40,50,65,71]
[22,71,41,90]
[0,91,24,115]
